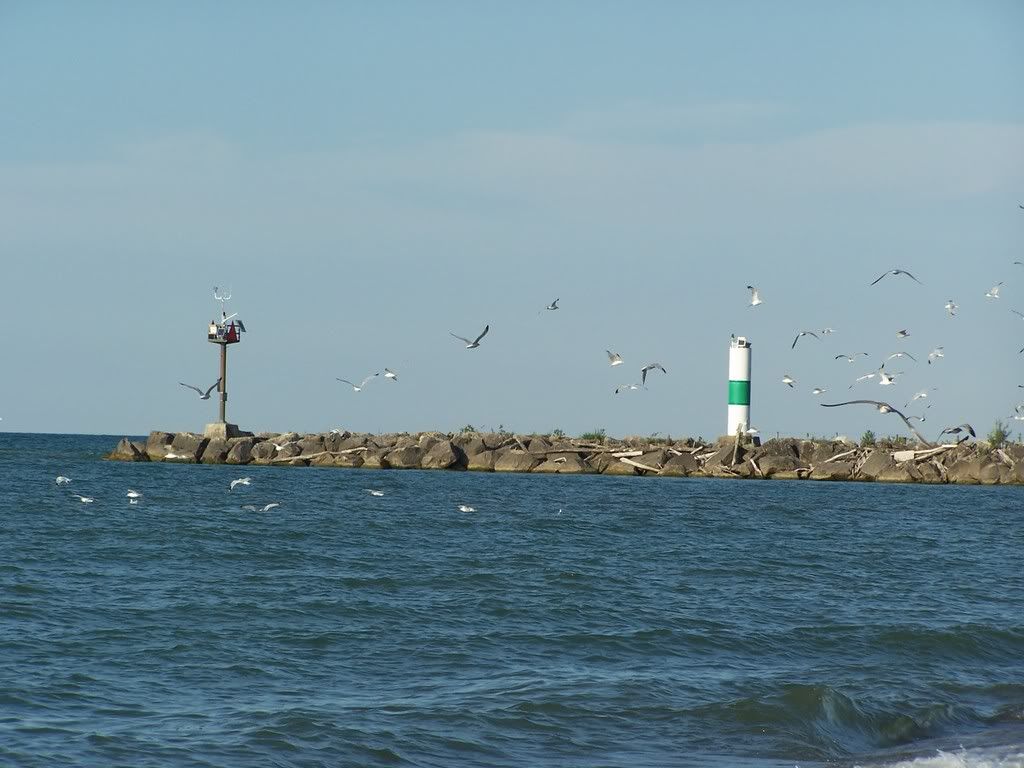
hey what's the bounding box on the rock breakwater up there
[106,430,1024,485]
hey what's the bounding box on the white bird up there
[55,476,72,485]
[614,383,641,394]
[878,369,903,386]
[747,285,763,306]
[258,503,280,512]
[164,451,186,460]
[450,325,489,349]
[366,489,385,497]
[179,378,221,400]
[606,350,624,366]
[886,351,917,362]
[896,329,911,339]
[927,346,945,365]
[782,374,796,388]
[337,374,379,392]
[791,330,819,349]
[1011,405,1024,421]
[835,352,869,363]
[820,327,835,335]
[229,477,251,491]
[870,269,923,286]
[71,494,94,504]
[126,490,142,500]
[985,282,1002,299]
[242,503,280,512]
[905,389,936,406]
[945,299,958,317]
[811,387,827,395]
[383,368,399,381]
[543,298,560,311]
[640,363,667,386]
[458,504,476,512]
[850,369,881,387]
[213,286,231,302]
[272,441,296,452]
[820,399,931,445]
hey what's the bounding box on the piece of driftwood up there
[824,448,859,464]
[619,457,662,474]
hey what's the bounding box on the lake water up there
[1,433,1022,767]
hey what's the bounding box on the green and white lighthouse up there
[727,336,752,436]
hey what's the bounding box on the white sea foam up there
[858,746,1024,768]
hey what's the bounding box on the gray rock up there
[493,449,540,473]
[170,433,209,462]
[421,441,465,470]
[637,449,668,469]
[298,436,325,454]
[108,438,149,462]
[876,462,923,483]
[226,438,256,465]
[250,441,277,463]
[145,431,174,460]
[527,436,552,453]
[602,459,638,476]
[533,454,589,474]
[467,450,496,471]
[756,455,801,477]
[856,450,894,480]
[753,438,800,461]
[386,445,425,469]
[661,452,698,477]
[337,434,370,451]
[362,449,392,469]
[274,443,302,460]
[810,461,854,481]
[200,438,230,464]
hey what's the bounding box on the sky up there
[1,1,1022,441]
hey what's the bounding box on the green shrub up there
[551,428,566,439]
[987,420,1010,448]
[580,428,606,442]
[860,430,876,447]
[460,424,476,433]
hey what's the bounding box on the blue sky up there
[1,1,1022,440]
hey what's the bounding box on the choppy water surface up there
[1,433,1022,767]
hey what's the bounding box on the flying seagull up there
[791,330,820,349]
[614,383,641,394]
[811,387,827,395]
[640,363,667,386]
[242,503,280,512]
[886,351,917,362]
[820,327,835,335]
[606,350,624,367]
[938,423,975,443]
[850,369,880,387]
[927,346,944,364]
[835,352,869,363]
[450,325,489,349]
[870,269,923,286]
[337,373,380,392]
[878,369,903,386]
[896,329,911,339]
[985,282,1003,299]
[820,399,931,446]
[544,298,560,311]
[945,299,958,317]
[229,477,251,491]
[905,389,936,406]
[179,379,221,400]
[1011,309,1024,321]
[383,368,398,381]
[747,286,763,307]
[782,374,796,388]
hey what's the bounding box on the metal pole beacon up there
[205,310,246,439]
[727,335,752,438]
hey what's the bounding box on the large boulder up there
[856,450,894,481]
[336,434,369,451]
[467,450,496,471]
[637,449,668,469]
[756,455,801,477]
[170,433,209,462]
[226,437,256,465]
[810,461,854,481]
[250,441,277,463]
[362,449,391,469]
[322,430,351,451]
[108,438,149,462]
[452,434,489,457]
[527,436,552,453]
[421,440,465,470]
[753,438,800,461]
[493,449,540,473]
[661,452,698,477]
[145,431,174,461]
[876,462,923,484]
[603,459,638,476]
[200,438,230,464]
[298,435,325,455]
[533,454,589,474]
[386,444,425,469]
[273,442,302,460]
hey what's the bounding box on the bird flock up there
[754,252,1024,445]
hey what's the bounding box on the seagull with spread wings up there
[747,285,763,306]
[870,269,923,286]
[820,399,931,445]
[337,374,379,392]
[640,363,667,386]
[450,325,489,349]
[791,330,820,349]
[179,378,221,400]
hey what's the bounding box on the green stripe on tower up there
[728,380,750,405]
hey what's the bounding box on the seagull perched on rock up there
[985,282,1003,299]
[782,374,796,388]
[383,368,399,381]
[927,346,945,365]
[337,374,379,392]
[640,363,667,386]
[791,330,820,349]
[229,477,251,491]
[55,476,72,485]
[939,423,975,443]
[747,285,763,306]
[820,399,931,445]
[450,325,489,349]
[945,299,958,317]
[835,352,869,363]
[870,269,923,286]
[606,350,624,366]
[179,379,221,400]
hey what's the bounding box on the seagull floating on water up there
[985,282,1003,299]
[55,476,71,485]
[229,477,251,491]
[179,378,221,400]
[450,325,489,349]
[366,489,385,497]
[337,374,379,392]
[126,490,142,502]
[458,504,476,512]
[747,285,763,307]
[606,350,624,366]
[870,269,923,286]
[791,331,819,349]
[71,494,95,504]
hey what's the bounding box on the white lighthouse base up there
[204,422,248,439]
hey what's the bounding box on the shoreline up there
[105,430,1024,486]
